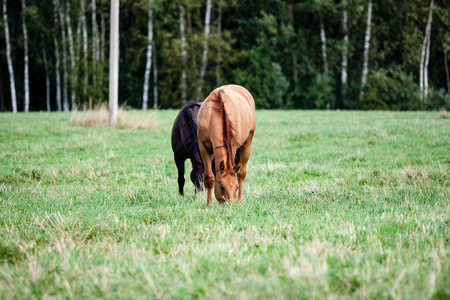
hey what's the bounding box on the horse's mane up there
[182,101,201,160]
[213,89,235,173]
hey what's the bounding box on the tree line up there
[1,0,449,112]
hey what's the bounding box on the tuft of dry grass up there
[439,108,449,119]
[70,104,156,129]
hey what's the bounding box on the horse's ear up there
[220,160,225,173]
[234,163,242,173]
[195,153,202,164]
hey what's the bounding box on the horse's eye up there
[220,185,225,193]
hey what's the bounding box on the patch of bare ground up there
[439,108,449,119]
[70,105,156,129]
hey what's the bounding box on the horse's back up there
[172,101,202,156]
[218,85,255,111]
[198,85,255,148]
[219,85,255,139]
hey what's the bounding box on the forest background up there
[1,0,450,112]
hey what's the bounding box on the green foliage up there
[364,67,421,110]
[427,88,450,110]
[233,12,290,108]
[234,59,289,109]
[0,0,450,111]
[0,111,449,298]
[306,73,336,109]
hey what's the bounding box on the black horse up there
[171,101,205,195]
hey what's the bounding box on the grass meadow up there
[0,110,449,299]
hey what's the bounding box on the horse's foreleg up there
[236,132,254,203]
[174,155,186,195]
[199,142,214,206]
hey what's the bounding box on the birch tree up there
[320,17,329,75]
[196,0,212,101]
[142,0,154,110]
[53,33,62,111]
[57,0,70,111]
[66,1,77,108]
[109,0,119,126]
[341,5,349,105]
[179,2,187,104]
[22,0,30,112]
[53,0,62,112]
[42,47,51,112]
[81,0,89,99]
[2,0,17,113]
[420,0,434,104]
[359,0,372,102]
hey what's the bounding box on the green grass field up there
[0,110,449,299]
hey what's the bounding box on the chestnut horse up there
[171,101,204,195]
[197,85,255,205]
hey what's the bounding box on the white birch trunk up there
[66,1,77,108]
[341,8,349,105]
[359,0,372,101]
[53,0,62,111]
[153,44,159,110]
[53,34,62,112]
[424,0,434,102]
[196,0,212,102]
[424,31,431,101]
[320,18,328,75]
[22,0,30,112]
[109,0,119,127]
[420,0,434,103]
[92,0,99,87]
[142,1,153,110]
[57,0,69,111]
[81,0,89,99]
[2,0,17,113]
[179,2,187,104]
[420,40,426,102]
[43,47,51,112]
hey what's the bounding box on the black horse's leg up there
[175,155,186,195]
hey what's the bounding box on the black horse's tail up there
[182,101,201,160]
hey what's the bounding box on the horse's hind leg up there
[236,131,254,203]
[174,155,186,195]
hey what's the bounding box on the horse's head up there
[191,153,205,193]
[214,160,241,203]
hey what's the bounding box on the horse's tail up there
[215,89,235,172]
[182,101,201,160]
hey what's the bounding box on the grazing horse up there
[197,85,256,205]
[171,101,204,195]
